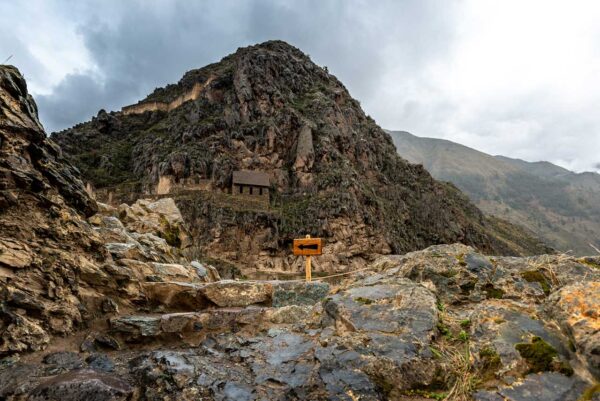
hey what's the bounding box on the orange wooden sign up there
[293,237,323,256]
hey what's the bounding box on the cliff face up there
[0,65,104,353]
[53,41,548,274]
[0,66,203,355]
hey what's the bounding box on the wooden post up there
[305,234,312,282]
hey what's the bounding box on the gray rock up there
[28,369,135,401]
[201,280,271,307]
[191,261,208,277]
[222,381,254,401]
[110,315,161,337]
[80,332,121,352]
[499,372,587,401]
[0,363,41,399]
[42,351,84,370]
[86,354,115,372]
[105,242,146,260]
[271,280,329,307]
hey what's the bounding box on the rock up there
[86,353,115,372]
[110,315,162,337]
[293,124,314,171]
[547,282,600,378]
[105,242,147,261]
[0,313,50,353]
[271,280,329,307]
[28,369,136,401]
[117,198,191,249]
[325,280,437,336]
[96,215,125,230]
[191,260,221,282]
[0,238,34,268]
[131,233,175,262]
[101,298,119,314]
[469,299,573,378]
[201,280,271,307]
[0,363,41,399]
[111,308,268,342]
[320,277,440,392]
[475,372,588,401]
[142,281,206,310]
[117,258,154,279]
[80,332,121,352]
[265,305,313,324]
[110,313,205,339]
[42,351,84,370]
[148,262,195,281]
[222,381,254,401]
[249,331,316,389]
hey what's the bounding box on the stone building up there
[232,170,270,200]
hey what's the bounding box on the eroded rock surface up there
[3,244,598,400]
[0,66,212,358]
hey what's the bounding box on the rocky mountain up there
[53,41,547,277]
[1,64,599,401]
[0,64,214,355]
[388,130,600,256]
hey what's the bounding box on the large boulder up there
[117,198,191,249]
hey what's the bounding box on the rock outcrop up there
[53,41,549,277]
[2,244,598,400]
[0,65,105,354]
[0,66,211,356]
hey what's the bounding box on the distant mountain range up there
[387,130,600,255]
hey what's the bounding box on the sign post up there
[293,235,323,282]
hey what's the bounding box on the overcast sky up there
[1,0,599,172]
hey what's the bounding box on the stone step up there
[109,308,263,343]
[109,301,317,346]
[141,280,330,311]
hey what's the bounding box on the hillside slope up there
[53,41,548,275]
[389,130,600,255]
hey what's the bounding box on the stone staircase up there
[85,197,331,350]
[108,279,329,346]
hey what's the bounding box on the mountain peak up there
[53,43,549,274]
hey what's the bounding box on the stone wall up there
[121,78,214,116]
[156,175,212,195]
[121,101,168,115]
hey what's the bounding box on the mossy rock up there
[158,216,181,248]
[515,336,573,375]
[482,283,505,299]
[521,270,551,294]
[479,345,502,382]
[354,297,373,305]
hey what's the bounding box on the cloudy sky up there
[1,0,599,172]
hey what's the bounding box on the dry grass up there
[438,343,478,401]
[589,243,600,255]
[526,252,572,288]
[433,306,480,401]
